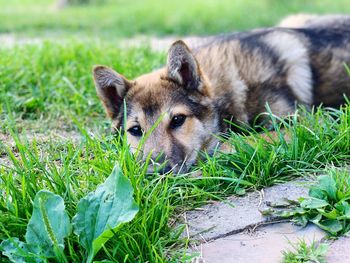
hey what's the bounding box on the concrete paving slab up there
[184,180,312,241]
[326,235,350,263]
[192,223,326,263]
[120,36,215,52]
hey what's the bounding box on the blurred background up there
[1,0,350,41]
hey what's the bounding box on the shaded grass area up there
[0,41,164,132]
[1,0,350,38]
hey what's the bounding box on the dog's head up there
[93,41,219,173]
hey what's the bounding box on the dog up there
[93,14,350,173]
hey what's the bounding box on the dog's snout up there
[151,151,166,163]
[159,165,172,174]
[147,161,173,174]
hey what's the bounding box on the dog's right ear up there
[93,66,132,122]
[167,40,203,92]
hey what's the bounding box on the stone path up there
[196,223,325,263]
[183,179,350,263]
[0,33,214,52]
[119,35,215,52]
[184,180,312,241]
[326,235,350,263]
[0,34,44,47]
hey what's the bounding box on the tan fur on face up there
[122,68,218,173]
[126,102,218,172]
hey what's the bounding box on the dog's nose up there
[159,165,172,174]
[148,151,173,174]
[151,151,166,163]
[147,162,173,174]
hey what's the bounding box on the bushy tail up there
[277,14,319,28]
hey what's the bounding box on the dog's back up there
[294,16,350,106]
[278,14,350,29]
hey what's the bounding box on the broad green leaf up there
[346,176,350,190]
[319,208,339,220]
[316,219,343,235]
[25,190,71,258]
[294,207,308,214]
[72,165,139,263]
[345,223,350,233]
[336,189,345,200]
[343,204,350,218]
[334,202,346,213]
[294,215,308,227]
[0,238,41,263]
[335,202,350,219]
[309,187,326,200]
[1,191,71,263]
[317,175,337,202]
[300,198,329,209]
[310,213,322,224]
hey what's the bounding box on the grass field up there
[1,1,350,262]
[1,0,350,38]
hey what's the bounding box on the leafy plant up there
[282,239,328,263]
[279,169,350,236]
[1,190,71,262]
[0,165,139,263]
[72,165,139,263]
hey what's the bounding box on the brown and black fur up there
[93,14,350,173]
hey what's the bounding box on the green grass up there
[282,239,328,263]
[0,41,164,132]
[1,0,350,38]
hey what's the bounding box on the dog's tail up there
[277,13,319,28]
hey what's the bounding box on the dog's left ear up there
[167,40,204,92]
[93,65,132,126]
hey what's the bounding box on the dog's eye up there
[127,125,143,137]
[170,114,187,129]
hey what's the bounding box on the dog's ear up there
[93,65,132,122]
[167,40,203,92]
